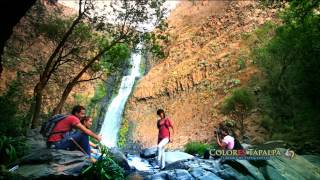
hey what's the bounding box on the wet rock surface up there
[128,148,320,180]
[13,149,90,179]
[109,147,131,171]
[140,147,158,158]
[12,130,320,180]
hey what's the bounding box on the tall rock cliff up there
[124,1,277,149]
[0,0,96,114]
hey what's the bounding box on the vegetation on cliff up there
[125,0,320,155]
[249,0,320,153]
[0,0,167,175]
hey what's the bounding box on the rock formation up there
[125,1,278,148]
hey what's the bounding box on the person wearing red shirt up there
[156,109,174,169]
[47,105,101,156]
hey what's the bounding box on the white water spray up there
[99,44,142,147]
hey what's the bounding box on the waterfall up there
[99,44,142,147]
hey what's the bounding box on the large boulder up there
[136,145,320,180]
[164,160,190,170]
[164,158,219,171]
[164,151,194,164]
[147,167,222,180]
[167,169,194,180]
[147,169,194,180]
[189,167,222,180]
[13,148,90,179]
[302,155,320,167]
[9,128,89,179]
[25,127,47,154]
[220,148,320,180]
[218,163,253,180]
[259,165,286,180]
[224,160,265,180]
[109,147,131,171]
[140,147,158,158]
[265,149,320,180]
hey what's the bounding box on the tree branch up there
[76,73,103,83]
[42,0,85,81]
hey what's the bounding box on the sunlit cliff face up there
[124,0,277,149]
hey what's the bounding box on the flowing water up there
[95,1,180,171]
[99,44,155,171]
[99,44,142,147]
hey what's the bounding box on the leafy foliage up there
[221,88,254,114]
[0,136,27,165]
[100,43,131,74]
[86,82,107,131]
[237,57,246,70]
[251,0,320,153]
[0,79,29,165]
[143,31,167,59]
[221,88,254,135]
[117,118,129,148]
[184,141,211,156]
[0,78,27,136]
[259,0,284,8]
[91,83,107,105]
[38,15,71,42]
[82,145,125,180]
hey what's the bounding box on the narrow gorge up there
[0,0,319,179]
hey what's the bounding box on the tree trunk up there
[0,59,3,78]
[52,83,74,115]
[31,82,45,128]
[52,60,96,114]
[52,40,120,115]
[30,10,84,127]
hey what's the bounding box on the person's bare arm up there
[168,119,174,142]
[169,126,174,142]
[75,123,101,142]
[89,141,97,148]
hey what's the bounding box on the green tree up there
[29,0,166,127]
[51,0,166,115]
[253,0,320,152]
[221,88,254,137]
[30,0,92,128]
[0,74,29,136]
[51,43,131,115]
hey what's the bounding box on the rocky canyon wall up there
[125,1,278,149]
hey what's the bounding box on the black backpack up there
[233,138,244,150]
[40,114,67,138]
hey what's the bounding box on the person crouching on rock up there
[216,125,234,150]
[47,105,102,158]
[81,116,101,161]
[204,124,243,159]
[156,109,175,169]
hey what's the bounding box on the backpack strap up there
[47,115,69,136]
